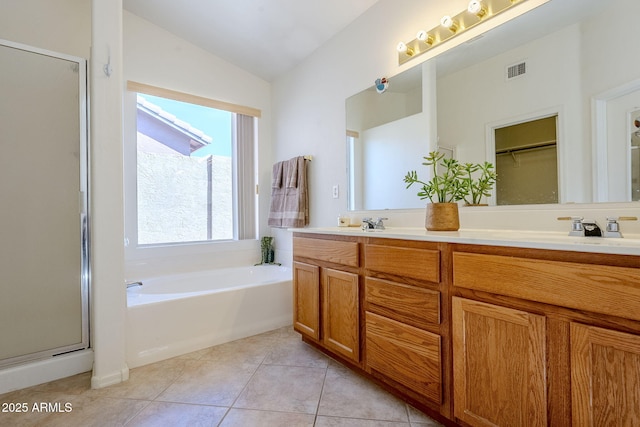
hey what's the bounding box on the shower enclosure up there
[0,40,89,367]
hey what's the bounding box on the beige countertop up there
[290,227,640,256]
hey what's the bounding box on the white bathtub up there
[125,265,293,368]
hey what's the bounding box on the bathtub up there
[125,265,293,368]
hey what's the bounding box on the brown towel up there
[268,156,309,228]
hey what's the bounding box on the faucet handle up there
[558,216,584,236]
[604,216,637,238]
[374,217,388,230]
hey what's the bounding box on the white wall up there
[0,0,90,58]
[122,11,274,278]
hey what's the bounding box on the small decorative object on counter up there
[256,236,281,266]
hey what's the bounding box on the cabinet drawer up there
[453,251,640,321]
[365,277,440,328]
[293,237,359,267]
[365,312,442,404]
[365,244,440,283]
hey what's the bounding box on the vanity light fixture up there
[396,0,528,65]
[416,30,435,46]
[440,15,459,32]
[468,0,488,18]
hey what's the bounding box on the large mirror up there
[346,0,640,210]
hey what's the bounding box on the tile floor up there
[0,327,442,427]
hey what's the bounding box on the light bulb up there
[396,41,414,56]
[468,0,487,17]
[416,30,434,45]
[440,15,459,32]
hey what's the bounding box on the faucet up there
[559,216,638,238]
[361,217,388,231]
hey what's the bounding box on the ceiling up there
[123,0,381,82]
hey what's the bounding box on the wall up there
[0,0,90,58]
[122,11,273,278]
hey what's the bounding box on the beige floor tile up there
[233,364,326,414]
[199,333,276,365]
[318,363,409,422]
[126,401,228,427]
[263,339,329,368]
[156,359,258,406]
[92,358,193,400]
[315,416,412,427]
[38,395,149,427]
[1,326,448,427]
[219,408,315,427]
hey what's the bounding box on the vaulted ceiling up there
[123,0,381,82]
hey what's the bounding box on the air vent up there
[506,61,527,80]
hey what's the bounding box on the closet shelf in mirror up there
[495,140,556,155]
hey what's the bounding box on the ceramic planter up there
[425,202,460,231]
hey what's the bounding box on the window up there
[127,82,258,246]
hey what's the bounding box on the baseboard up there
[91,365,130,389]
[0,349,94,395]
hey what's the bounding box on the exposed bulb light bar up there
[396,0,526,65]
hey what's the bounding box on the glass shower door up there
[0,40,89,366]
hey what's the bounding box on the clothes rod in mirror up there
[397,0,527,65]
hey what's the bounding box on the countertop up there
[290,227,640,256]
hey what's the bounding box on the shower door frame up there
[0,39,90,368]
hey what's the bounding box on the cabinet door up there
[366,312,442,403]
[293,262,320,340]
[571,323,640,426]
[452,297,547,427]
[323,268,359,362]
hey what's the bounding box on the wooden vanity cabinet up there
[292,235,360,364]
[363,240,447,409]
[452,245,640,427]
[452,297,547,427]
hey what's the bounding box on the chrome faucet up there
[361,217,388,230]
[559,216,637,238]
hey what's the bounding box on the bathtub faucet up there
[126,281,143,288]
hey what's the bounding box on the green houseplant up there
[460,161,497,206]
[404,151,497,230]
[403,151,466,231]
[404,151,468,203]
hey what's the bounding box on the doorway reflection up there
[495,115,558,205]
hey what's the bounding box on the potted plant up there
[403,151,468,231]
[461,161,497,206]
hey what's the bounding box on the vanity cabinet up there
[571,322,640,426]
[363,241,446,407]
[293,231,640,426]
[451,297,547,426]
[292,236,360,364]
[452,245,640,427]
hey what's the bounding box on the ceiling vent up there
[506,61,527,81]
